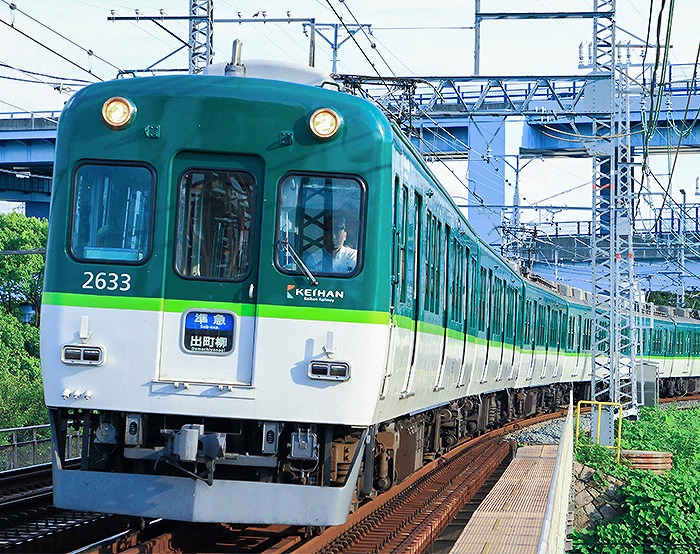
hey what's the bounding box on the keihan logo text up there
[287,285,344,303]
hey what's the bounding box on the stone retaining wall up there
[572,461,625,531]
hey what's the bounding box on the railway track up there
[301,410,566,554]
[98,411,567,554]
[0,462,129,554]
[0,463,53,511]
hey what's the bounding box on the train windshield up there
[276,174,363,277]
[70,164,153,263]
[175,168,256,281]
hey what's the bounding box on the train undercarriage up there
[50,382,589,515]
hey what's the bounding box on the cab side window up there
[276,174,364,277]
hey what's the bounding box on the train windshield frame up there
[69,162,154,264]
[275,173,365,278]
[174,167,257,282]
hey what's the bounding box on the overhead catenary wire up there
[338,0,396,77]
[1,0,121,73]
[0,62,93,84]
[0,60,88,94]
[0,17,103,82]
[651,41,700,226]
[322,0,404,115]
[640,0,676,191]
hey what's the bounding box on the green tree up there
[0,310,46,428]
[647,290,700,310]
[0,212,48,326]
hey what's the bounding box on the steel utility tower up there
[189,0,214,73]
[589,0,640,425]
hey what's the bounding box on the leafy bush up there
[621,406,700,472]
[571,406,700,553]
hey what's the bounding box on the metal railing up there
[531,204,700,238]
[537,396,575,554]
[0,424,81,471]
[0,111,60,131]
[0,110,61,121]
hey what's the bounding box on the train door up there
[540,306,552,379]
[552,309,562,378]
[688,331,700,374]
[158,152,263,386]
[681,329,692,374]
[381,178,407,399]
[487,273,505,382]
[479,268,493,383]
[434,225,451,391]
[569,315,581,377]
[401,191,423,397]
[457,253,475,387]
[507,287,519,380]
[526,301,539,381]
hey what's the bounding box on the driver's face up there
[324,227,346,252]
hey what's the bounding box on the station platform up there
[449,444,560,554]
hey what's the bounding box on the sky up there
[1,0,699,228]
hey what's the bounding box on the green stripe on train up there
[42,292,164,311]
[42,292,389,324]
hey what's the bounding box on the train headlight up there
[309,108,341,139]
[62,344,104,365]
[102,97,136,129]
[308,360,350,381]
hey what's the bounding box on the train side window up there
[469,257,478,331]
[424,210,433,310]
[524,299,532,346]
[478,267,488,333]
[276,174,363,277]
[435,221,443,314]
[399,186,409,303]
[175,168,256,281]
[70,163,153,263]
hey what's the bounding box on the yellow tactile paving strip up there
[449,444,559,554]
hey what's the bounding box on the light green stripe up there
[394,314,414,330]
[257,304,388,324]
[163,299,256,316]
[42,292,163,311]
[43,292,388,325]
[417,320,443,336]
[48,293,680,360]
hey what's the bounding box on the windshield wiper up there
[280,239,318,286]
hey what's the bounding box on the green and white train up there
[41,60,700,526]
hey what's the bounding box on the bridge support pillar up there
[466,116,506,246]
[25,201,49,219]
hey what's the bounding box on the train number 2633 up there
[82,271,132,292]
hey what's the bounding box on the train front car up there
[41,71,394,525]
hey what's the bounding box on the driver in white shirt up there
[306,221,357,274]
